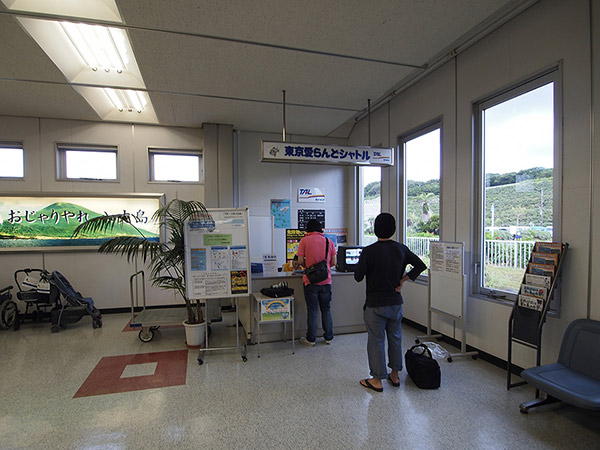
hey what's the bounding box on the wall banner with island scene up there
[184,208,251,300]
[0,193,163,252]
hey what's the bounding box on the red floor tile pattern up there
[74,350,188,398]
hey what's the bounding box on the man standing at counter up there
[296,219,337,346]
[354,213,426,392]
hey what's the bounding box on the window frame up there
[148,147,204,184]
[357,165,382,246]
[56,143,119,182]
[397,120,442,279]
[0,142,25,179]
[472,66,562,305]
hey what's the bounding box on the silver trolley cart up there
[196,296,247,365]
[130,271,187,342]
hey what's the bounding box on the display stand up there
[183,208,251,364]
[416,241,478,362]
[507,242,568,390]
[252,292,294,357]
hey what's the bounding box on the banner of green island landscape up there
[0,194,162,251]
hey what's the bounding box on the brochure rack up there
[506,242,568,390]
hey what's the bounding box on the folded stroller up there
[50,271,102,333]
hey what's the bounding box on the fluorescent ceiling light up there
[60,22,129,73]
[104,88,147,113]
[77,86,158,124]
[1,0,122,23]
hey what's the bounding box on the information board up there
[184,208,251,299]
[297,209,325,231]
[429,241,464,319]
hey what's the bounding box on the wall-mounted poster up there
[286,229,305,262]
[0,194,162,251]
[270,199,290,228]
[184,208,251,299]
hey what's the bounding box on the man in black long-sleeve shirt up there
[354,213,426,392]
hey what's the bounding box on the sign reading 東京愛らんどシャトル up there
[261,141,393,166]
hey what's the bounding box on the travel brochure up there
[518,242,563,311]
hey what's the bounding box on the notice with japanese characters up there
[184,208,251,299]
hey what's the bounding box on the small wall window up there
[148,148,203,183]
[57,144,118,181]
[0,143,24,178]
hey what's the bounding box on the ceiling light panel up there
[17,17,145,89]
[77,86,158,124]
[1,0,122,22]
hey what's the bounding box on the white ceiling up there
[0,0,535,138]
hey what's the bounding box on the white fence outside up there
[406,237,535,270]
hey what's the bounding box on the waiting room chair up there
[519,318,600,413]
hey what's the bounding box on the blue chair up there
[519,318,600,413]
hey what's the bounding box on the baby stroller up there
[0,285,17,329]
[13,268,60,328]
[13,268,102,333]
[50,271,102,333]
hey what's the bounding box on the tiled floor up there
[1,311,599,449]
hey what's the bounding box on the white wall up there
[0,117,208,309]
[349,0,597,367]
[236,131,352,267]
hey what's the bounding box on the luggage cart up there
[129,271,187,342]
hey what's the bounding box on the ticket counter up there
[240,271,366,343]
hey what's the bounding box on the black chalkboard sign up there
[298,209,325,231]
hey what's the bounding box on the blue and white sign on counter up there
[261,141,394,166]
[298,188,325,203]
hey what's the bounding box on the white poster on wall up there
[298,188,325,203]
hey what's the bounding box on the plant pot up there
[183,320,206,348]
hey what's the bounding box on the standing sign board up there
[418,241,478,361]
[184,208,251,299]
[429,241,464,318]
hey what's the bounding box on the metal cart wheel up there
[0,300,18,329]
[51,325,60,333]
[138,328,154,342]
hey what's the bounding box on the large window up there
[149,148,203,183]
[57,144,118,181]
[399,123,441,270]
[0,143,24,178]
[474,70,559,299]
[359,166,381,245]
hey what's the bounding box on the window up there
[359,166,381,245]
[149,148,203,183]
[57,144,118,180]
[474,69,559,300]
[399,123,441,271]
[0,143,24,178]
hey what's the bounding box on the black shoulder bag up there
[405,343,441,389]
[304,237,330,284]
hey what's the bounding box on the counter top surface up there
[251,270,356,280]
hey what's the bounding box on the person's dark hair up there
[374,213,396,239]
[305,219,323,232]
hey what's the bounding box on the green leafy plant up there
[72,199,212,324]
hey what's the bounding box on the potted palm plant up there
[72,199,212,344]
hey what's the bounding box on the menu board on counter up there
[184,208,251,299]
